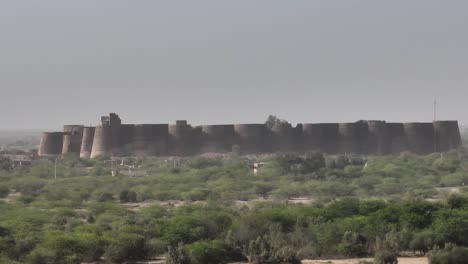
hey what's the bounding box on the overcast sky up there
[0,1,467,130]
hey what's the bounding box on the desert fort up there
[38,113,462,158]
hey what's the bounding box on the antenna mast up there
[433,100,437,152]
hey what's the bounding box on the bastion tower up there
[40,113,463,158]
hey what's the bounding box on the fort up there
[38,113,463,158]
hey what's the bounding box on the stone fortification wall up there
[38,132,64,156]
[302,123,339,154]
[62,125,84,155]
[433,121,462,152]
[234,124,267,154]
[79,127,95,159]
[200,125,236,153]
[404,122,435,154]
[37,113,463,158]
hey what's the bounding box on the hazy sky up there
[1,1,467,129]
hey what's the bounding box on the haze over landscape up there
[1,0,467,129]
[3,2,468,264]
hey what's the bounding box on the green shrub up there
[243,234,301,264]
[447,194,468,209]
[0,185,8,198]
[167,243,190,264]
[429,246,468,264]
[118,190,137,203]
[92,190,114,202]
[0,226,15,259]
[145,239,167,258]
[103,233,146,263]
[27,247,55,264]
[440,172,468,187]
[374,250,398,264]
[433,157,460,173]
[409,231,443,254]
[337,231,368,257]
[11,178,47,195]
[187,158,222,169]
[433,209,468,246]
[186,240,231,264]
[181,188,212,201]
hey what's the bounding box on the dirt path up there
[302,257,427,264]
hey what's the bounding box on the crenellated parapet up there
[38,113,464,158]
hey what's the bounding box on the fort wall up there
[338,123,361,154]
[169,121,194,156]
[433,121,462,152]
[62,125,84,155]
[132,124,169,156]
[37,113,463,158]
[302,123,339,154]
[38,132,64,156]
[367,121,388,155]
[234,124,267,154]
[201,125,236,153]
[270,122,294,152]
[386,123,408,153]
[404,123,435,154]
[90,125,112,158]
[80,127,95,159]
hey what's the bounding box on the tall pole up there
[433,100,437,152]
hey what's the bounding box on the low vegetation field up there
[1,148,468,263]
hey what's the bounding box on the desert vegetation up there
[1,147,468,263]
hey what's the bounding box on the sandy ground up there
[302,257,427,264]
[97,256,428,264]
[123,196,317,211]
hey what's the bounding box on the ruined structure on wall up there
[38,113,463,158]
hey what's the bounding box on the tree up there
[186,240,231,264]
[433,209,468,246]
[409,231,443,255]
[337,231,368,257]
[0,185,8,198]
[274,153,324,176]
[103,233,146,263]
[0,158,12,171]
[243,233,301,264]
[0,226,15,259]
[374,250,398,264]
[265,115,287,129]
[166,242,190,264]
[429,246,468,264]
[118,190,137,203]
